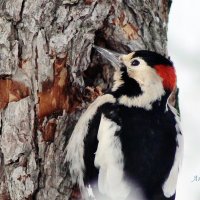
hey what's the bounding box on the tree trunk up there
[0,0,172,199]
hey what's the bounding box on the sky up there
[168,0,200,199]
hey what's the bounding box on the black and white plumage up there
[66,47,183,200]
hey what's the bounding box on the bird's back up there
[84,103,177,199]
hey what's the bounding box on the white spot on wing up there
[94,114,131,200]
[87,185,96,199]
[162,104,184,197]
[65,94,116,194]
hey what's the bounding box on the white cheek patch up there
[119,64,165,110]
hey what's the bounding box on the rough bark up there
[0,0,172,199]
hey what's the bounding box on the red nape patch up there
[155,65,176,91]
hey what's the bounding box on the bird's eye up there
[131,59,140,66]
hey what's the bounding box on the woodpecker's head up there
[94,46,176,109]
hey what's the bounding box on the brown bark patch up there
[19,59,28,69]
[19,156,28,168]
[0,79,29,109]
[113,12,139,40]
[0,191,11,200]
[17,174,31,184]
[42,119,57,142]
[69,185,81,200]
[38,57,82,119]
[85,86,103,102]
[161,0,169,21]
[84,0,93,5]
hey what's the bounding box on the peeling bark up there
[0,0,172,199]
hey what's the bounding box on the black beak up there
[93,45,123,69]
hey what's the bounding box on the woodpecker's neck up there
[111,70,170,111]
[151,91,171,111]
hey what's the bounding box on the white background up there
[168,0,200,199]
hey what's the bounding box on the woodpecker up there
[66,46,183,200]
